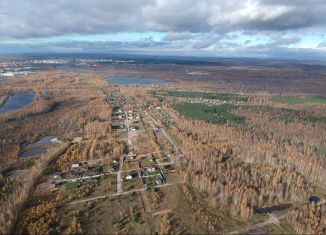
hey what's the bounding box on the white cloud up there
[0,0,325,38]
[0,0,325,58]
[163,32,193,41]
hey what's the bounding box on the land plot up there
[129,120,145,131]
[122,172,143,192]
[132,132,159,155]
[163,172,179,184]
[141,117,154,131]
[60,192,157,234]
[123,158,139,171]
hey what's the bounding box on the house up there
[71,163,79,169]
[53,174,60,179]
[128,152,136,160]
[72,137,82,143]
[148,167,156,172]
[125,175,133,180]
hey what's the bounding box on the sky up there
[0,0,326,59]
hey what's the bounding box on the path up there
[140,190,152,213]
[227,213,287,235]
[116,155,124,194]
[227,200,326,234]
[145,111,179,152]
[88,137,97,160]
[69,182,180,205]
[55,173,109,183]
[116,118,133,194]
[152,209,172,216]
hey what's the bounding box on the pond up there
[107,76,167,85]
[20,148,48,158]
[20,136,58,158]
[0,91,35,115]
[27,136,57,148]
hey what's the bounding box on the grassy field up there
[174,103,246,126]
[155,90,247,102]
[271,95,326,104]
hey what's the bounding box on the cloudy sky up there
[0,0,326,59]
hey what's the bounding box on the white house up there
[126,175,133,180]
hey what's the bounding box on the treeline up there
[160,90,247,102]
[15,189,83,234]
[177,131,309,217]
[166,100,326,189]
[56,143,89,171]
[174,103,245,126]
[288,203,325,234]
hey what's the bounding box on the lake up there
[107,76,167,85]
[0,91,35,115]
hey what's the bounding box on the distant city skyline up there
[0,0,326,60]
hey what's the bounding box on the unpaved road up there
[69,182,180,205]
[145,111,179,152]
[116,155,124,194]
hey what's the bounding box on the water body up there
[21,148,47,158]
[27,136,57,148]
[21,136,57,158]
[0,91,35,115]
[107,76,167,85]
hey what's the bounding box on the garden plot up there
[132,132,159,155]
[122,157,139,171]
[122,171,143,191]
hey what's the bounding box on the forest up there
[158,90,247,102]
[151,89,326,234]
[174,103,246,126]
